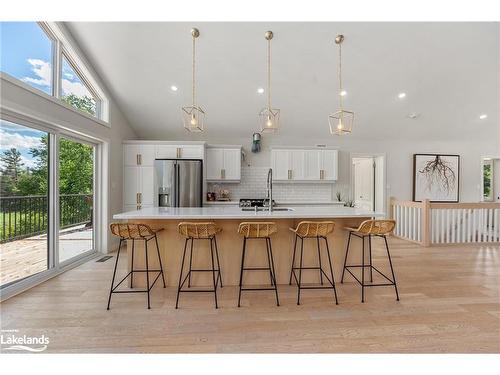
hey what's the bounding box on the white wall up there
[170,134,496,205]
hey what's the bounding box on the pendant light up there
[329,34,354,135]
[182,28,205,132]
[259,31,280,133]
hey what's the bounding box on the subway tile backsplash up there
[207,166,348,202]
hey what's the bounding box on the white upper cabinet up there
[123,144,155,166]
[271,148,338,182]
[155,144,203,159]
[206,146,241,182]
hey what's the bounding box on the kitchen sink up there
[241,207,295,212]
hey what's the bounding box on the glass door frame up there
[55,133,98,268]
[0,112,103,300]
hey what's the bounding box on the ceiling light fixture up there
[329,35,354,135]
[257,88,265,94]
[340,90,347,97]
[259,31,280,133]
[479,114,488,120]
[171,85,178,92]
[398,92,406,99]
[182,28,205,132]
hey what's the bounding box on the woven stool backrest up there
[237,222,277,238]
[178,222,220,239]
[109,223,156,239]
[294,221,335,237]
[356,219,395,235]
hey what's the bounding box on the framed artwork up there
[413,154,460,202]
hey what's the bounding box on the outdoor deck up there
[0,226,93,286]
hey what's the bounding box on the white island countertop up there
[113,205,385,220]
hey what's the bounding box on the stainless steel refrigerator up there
[155,159,203,207]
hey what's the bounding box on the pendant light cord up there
[267,37,271,110]
[192,34,196,107]
[338,41,343,110]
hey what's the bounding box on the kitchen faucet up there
[267,168,273,212]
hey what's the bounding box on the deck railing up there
[0,194,92,243]
[390,198,500,246]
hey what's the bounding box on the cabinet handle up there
[177,148,181,158]
[139,154,142,165]
[320,169,324,180]
[221,169,225,179]
[288,170,292,180]
[136,154,140,165]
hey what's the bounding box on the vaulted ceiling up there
[65,22,499,141]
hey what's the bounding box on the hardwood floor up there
[1,238,499,353]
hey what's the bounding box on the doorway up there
[351,154,386,212]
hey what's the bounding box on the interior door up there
[353,158,374,210]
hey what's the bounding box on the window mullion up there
[54,39,62,99]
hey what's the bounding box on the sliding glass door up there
[0,118,98,293]
[0,120,50,287]
[58,136,95,263]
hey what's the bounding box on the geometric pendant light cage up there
[259,31,280,133]
[329,34,354,135]
[182,28,205,132]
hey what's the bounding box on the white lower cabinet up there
[271,148,338,182]
[123,166,155,210]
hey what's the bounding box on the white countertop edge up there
[113,206,385,220]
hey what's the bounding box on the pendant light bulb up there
[337,118,343,130]
[190,113,197,126]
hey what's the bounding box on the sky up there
[0,22,94,98]
[0,22,93,169]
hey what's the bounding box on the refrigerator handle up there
[176,162,181,207]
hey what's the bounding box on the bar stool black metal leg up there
[214,236,223,288]
[209,238,218,309]
[238,237,247,307]
[316,236,324,285]
[341,232,352,283]
[384,235,400,301]
[368,234,373,282]
[154,234,166,288]
[361,235,365,303]
[297,237,304,305]
[175,238,189,309]
[289,234,297,285]
[130,239,135,288]
[107,238,123,310]
[323,237,339,305]
[267,237,280,306]
[265,238,274,286]
[145,238,151,309]
[187,237,194,288]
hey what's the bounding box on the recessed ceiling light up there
[170,85,178,92]
[407,112,419,119]
[398,92,406,99]
[479,114,488,120]
[257,88,264,94]
[340,90,347,97]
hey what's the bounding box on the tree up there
[0,148,24,195]
[61,94,96,116]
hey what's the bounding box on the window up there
[1,22,106,121]
[61,55,97,116]
[0,22,54,95]
[0,119,50,287]
[483,160,493,201]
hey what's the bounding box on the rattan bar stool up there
[341,219,399,303]
[289,221,339,305]
[176,222,223,309]
[237,222,280,307]
[107,223,166,310]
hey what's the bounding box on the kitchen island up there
[113,205,385,286]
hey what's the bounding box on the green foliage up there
[61,94,96,116]
[0,148,24,195]
[483,164,492,198]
